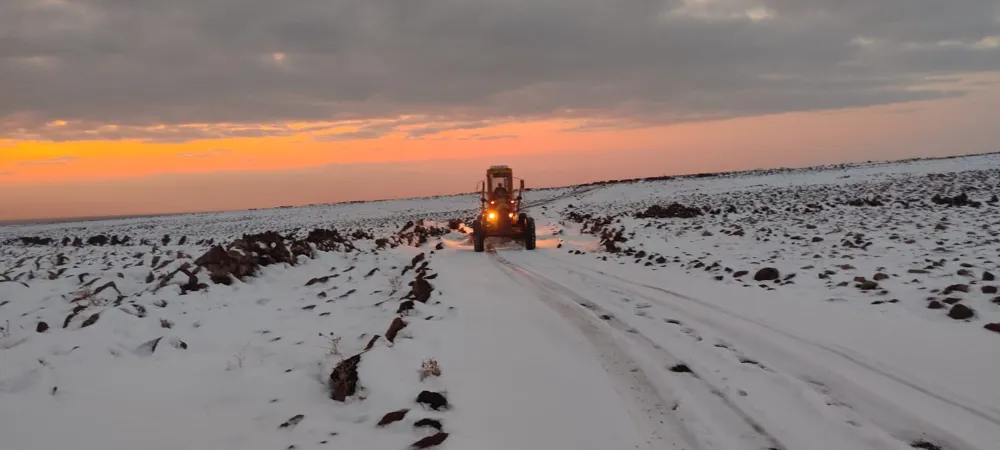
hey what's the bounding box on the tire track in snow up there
[490,253,785,450]
[523,252,997,450]
[606,270,1000,429]
[524,265,921,450]
[487,254,701,450]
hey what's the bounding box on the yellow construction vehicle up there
[471,165,536,252]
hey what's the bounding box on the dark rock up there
[947,304,975,320]
[927,300,944,309]
[857,280,879,291]
[413,418,443,431]
[195,244,260,284]
[943,284,969,295]
[19,236,55,246]
[80,313,100,328]
[278,414,305,429]
[305,228,357,252]
[397,300,415,314]
[910,439,944,450]
[36,322,49,333]
[982,286,998,294]
[376,409,409,427]
[931,192,981,208]
[406,278,434,303]
[844,196,885,207]
[386,317,408,343]
[411,253,426,267]
[636,203,703,219]
[416,391,449,410]
[984,323,1000,334]
[984,271,996,281]
[364,335,381,351]
[411,432,449,449]
[329,354,361,401]
[753,268,779,281]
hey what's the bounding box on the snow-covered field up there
[3,154,1000,450]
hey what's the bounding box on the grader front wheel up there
[523,217,536,250]
[473,219,485,252]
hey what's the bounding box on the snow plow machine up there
[471,165,536,252]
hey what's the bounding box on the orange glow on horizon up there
[1,92,995,186]
[0,119,600,184]
[1,79,998,221]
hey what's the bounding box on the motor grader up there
[471,165,536,252]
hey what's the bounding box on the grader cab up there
[471,165,536,252]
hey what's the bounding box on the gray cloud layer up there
[1,0,997,141]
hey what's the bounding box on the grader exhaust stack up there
[471,165,536,252]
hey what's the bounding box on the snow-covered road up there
[429,244,698,450]
[478,245,1000,450]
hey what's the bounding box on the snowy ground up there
[3,154,1000,450]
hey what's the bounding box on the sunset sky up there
[2,0,999,221]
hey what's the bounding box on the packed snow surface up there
[3,154,1000,450]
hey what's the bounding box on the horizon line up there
[2,149,997,227]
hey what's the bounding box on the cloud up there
[0,117,337,143]
[457,134,518,141]
[178,148,231,157]
[1,0,997,141]
[404,120,498,138]
[313,120,404,142]
[15,156,78,166]
[313,116,515,141]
